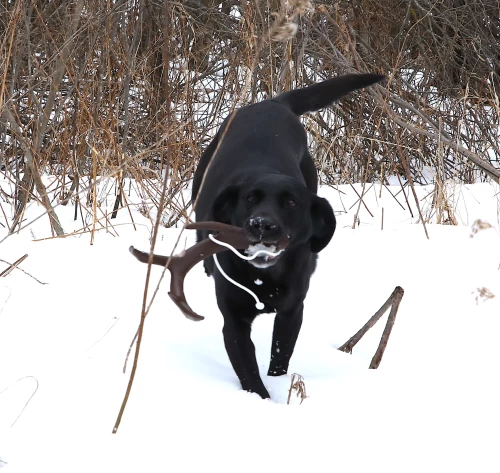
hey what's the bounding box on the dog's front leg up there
[267,303,304,376]
[222,316,270,399]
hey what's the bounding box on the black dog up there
[192,73,384,398]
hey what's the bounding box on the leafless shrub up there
[0,0,499,233]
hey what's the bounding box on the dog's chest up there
[251,275,287,312]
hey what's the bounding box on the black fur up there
[192,73,384,398]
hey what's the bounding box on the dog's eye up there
[247,195,257,203]
[286,199,297,208]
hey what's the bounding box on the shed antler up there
[129,222,289,322]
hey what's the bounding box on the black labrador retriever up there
[192,73,384,398]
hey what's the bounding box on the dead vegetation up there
[287,373,308,405]
[0,0,499,234]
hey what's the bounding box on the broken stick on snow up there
[338,286,404,369]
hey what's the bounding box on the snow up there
[1,178,500,472]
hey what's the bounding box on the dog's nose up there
[245,217,281,241]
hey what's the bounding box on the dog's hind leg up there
[299,151,318,193]
[267,303,304,377]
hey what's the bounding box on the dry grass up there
[287,373,308,405]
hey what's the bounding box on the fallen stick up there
[0,254,28,278]
[369,287,404,369]
[0,258,47,285]
[338,286,404,369]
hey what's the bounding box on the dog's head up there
[212,174,335,268]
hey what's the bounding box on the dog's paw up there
[268,367,287,377]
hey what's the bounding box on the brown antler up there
[129,222,289,321]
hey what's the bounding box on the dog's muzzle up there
[245,216,281,242]
[243,222,290,268]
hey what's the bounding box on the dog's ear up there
[212,185,239,223]
[310,195,336,253]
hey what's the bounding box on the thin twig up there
[0,254,28,277]
[0,257,47,284]
[123,327,138,373]
[84,317,120,354]
[0,376,40,427]
[113,1,173,434]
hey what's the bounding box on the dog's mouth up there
[243,235,290,268]
[244,242,281,268]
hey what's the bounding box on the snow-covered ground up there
[1,178,500,472]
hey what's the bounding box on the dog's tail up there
[273,73,385,116]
